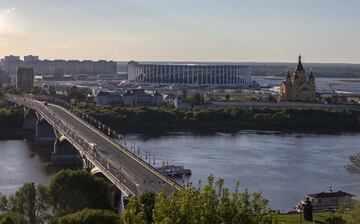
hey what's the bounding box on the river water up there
[0,140,56,195]
[125,131,360,212]
[1,132,360,212]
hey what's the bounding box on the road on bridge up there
[47,103,181,196]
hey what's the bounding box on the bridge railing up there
[18,94,183,192]
[5,94,139,195]
[6,94,181,195]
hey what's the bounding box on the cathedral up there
[279,56,316,102]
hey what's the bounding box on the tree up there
[0,184,49,224]
[346,153,360,174]
[120,197,145,224]
[0,213,27,224]
[58,209,119,224]
[36,184,52,222]
[303,197,313,222]
[66,86,87,101]
[182,89,187,99]
[188,93,202,105]
[31,87,43,95]
[350,201,360,224]
[49,86,56,96]
[8,183,37,224]
[150,175,278,224]
[224,94,230,101]
[47,170,113,217]
[0,193,7,214]
[140,192,156,224]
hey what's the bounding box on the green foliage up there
[0,107,24,129]
[2,86,20,95]
[8,183,37,224]
[346,153,360,174]
[187,93,203,105]
[47,170,114,217]
[66,86,89,101]
[140,192,156,224]
[77,105,360,133]
[49,86,56,95]
[31,87,43,95]
[325,215,347,224]
[349,201,360,223]
[121,175,278,224]
[0,194,7,214]
[0,213,27,224]
[58,209,119,224]
[0,170,117,224]
[0,100,6,108]
[120,197,146,224]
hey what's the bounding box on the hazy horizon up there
[1,0,360,63]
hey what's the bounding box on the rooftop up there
[128,61,251,67]
[308,191,354,199]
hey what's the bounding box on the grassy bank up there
[279,212,330,224]
[279,211,354,224]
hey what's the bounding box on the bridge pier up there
[52,139,83,166]
[22,108,37,133]
[115,191,125,214]
[34,119,56,146]
[6,94,183,203]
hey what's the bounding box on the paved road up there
[47,104,180,196]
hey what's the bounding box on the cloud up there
[3,8,15,14]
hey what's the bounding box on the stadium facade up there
[127,61,251,86]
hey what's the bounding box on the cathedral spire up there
[309,69,315,79]
[286,69,291,79]
[296,55,305,72]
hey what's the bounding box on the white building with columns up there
[127,61,251,86]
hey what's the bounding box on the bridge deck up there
[7,95,182,197]
[47,104,181,195]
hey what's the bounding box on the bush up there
[47,170,114,217]
[58,209,119,224]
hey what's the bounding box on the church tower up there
[295,55,307,83]
[279,55,317,102]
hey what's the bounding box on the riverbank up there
[77,106,360,134]
[0,129,33,140]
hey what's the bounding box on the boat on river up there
[157,165,192,177]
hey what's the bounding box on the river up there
[1,132,359,212]
[0,140,57,195]
[125,131,360,212]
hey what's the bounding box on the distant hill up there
[117,61,360,78]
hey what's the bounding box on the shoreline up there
[0,129,33,140]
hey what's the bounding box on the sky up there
[0,0,360,63]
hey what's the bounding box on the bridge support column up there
[34,119,56,146]
[22,108,37,133]
[52,140,83,166]
[114,191,125,214]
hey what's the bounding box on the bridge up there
[6,94,182,203]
